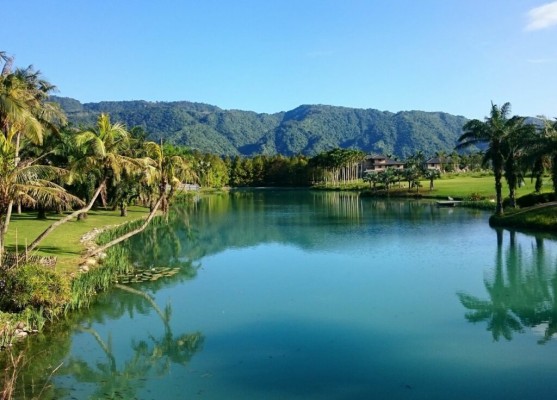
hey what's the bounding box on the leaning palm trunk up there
[23,180,106,258]
[494,169,504,216]
[87,194,164,258]
[552,154,557,196]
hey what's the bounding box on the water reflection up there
[7,191,557,398]
[458,228,557,343]
[61,286,203,399]
[133,190,487,261]
[8,283,203,399]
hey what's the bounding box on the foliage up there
[516,192,556,208]
[457,102,536,215]
[52,97,469,158]
[0,264,71,318]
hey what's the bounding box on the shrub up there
[0,264,71,318]
[468,192,486,201]
[516,193,556,208]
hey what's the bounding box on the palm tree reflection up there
[458,228,557,343]
[62,285,203,399]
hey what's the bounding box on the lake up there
[7,190,557,399]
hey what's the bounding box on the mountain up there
[51,97,468,158]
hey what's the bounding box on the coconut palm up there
[1,57,66,227]
[85,141,198,258]
[457,102,530,215]
[501,120,536,208]
[528,118,557,195]
[0,133,83,266]
[143,141,198,213]
[25,113,150,254]
[424,168,441,191]
[362,170,380,189]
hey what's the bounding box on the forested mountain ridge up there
[51,96,469,158]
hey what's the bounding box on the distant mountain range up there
[51,96,469,158]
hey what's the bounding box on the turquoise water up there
[8,190,557,399]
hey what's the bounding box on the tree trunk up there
[120,204,128,217]
[88,195,164,258]
[3,201,13,234]
[23,180,106,258]
[37,206,47,220]
[495,172,504,216]
[0,219,5,268]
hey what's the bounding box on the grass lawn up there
[490,202,557,231]
[419,174,552,199]
[4,206,150,273]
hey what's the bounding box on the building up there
[425,156,457,172]
[359,154,405,176]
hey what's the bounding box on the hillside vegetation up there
[52,97,469,157]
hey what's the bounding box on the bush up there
[516,192,556,208]
[0,264,71,318]
[468,192,486,201]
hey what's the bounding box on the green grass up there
[419,173,553,199]
[3,174,555,272]
[4,206,150,273]
[320,173,552,200]
[490,203,557,231]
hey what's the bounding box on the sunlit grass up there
[319,173,552,200]
[4,206,150,273]
[490,205,557,230]
[424,174,553,199]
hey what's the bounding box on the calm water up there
[7,190,557,399]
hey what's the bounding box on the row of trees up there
[2,52,555,270]
[0,53,196,267]
[457,102,557,215]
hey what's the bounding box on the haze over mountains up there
[52,96,469,158]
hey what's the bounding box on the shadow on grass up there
[4,245,80,257]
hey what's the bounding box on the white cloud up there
[525,1,557,31]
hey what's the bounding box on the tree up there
[528,118,557,196]
[143,141,197,213]
[25,113,149,254]
[424,169,441,191]
[362,171,380,189]
[379,167,396,192]
[457,102,528,215]
[501,119,536,208]
[0,133,82,266]
[0,54,66,231]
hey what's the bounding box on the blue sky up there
[3,0,557,119]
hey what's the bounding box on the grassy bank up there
[316,173,552,200]
[489,202,557,231]
[4,206,150,274]
[1,206,151,350]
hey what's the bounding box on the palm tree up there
[528,118,557,196]
[0,133,83,266]
[0,55,66,231]
[501,119,536,208]
[143,141,197,213]
[362,170,380,189]
[86,141,198,258]
[25,113,149,254]
[457,102,529,215]
[424,169,441,191]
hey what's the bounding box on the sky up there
[2,0,557,119]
